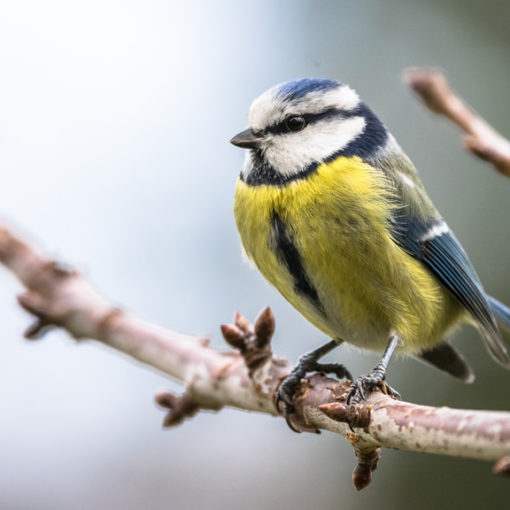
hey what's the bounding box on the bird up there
[230,77,510,424]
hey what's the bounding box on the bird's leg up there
[347,333,401,405]
[276,339,351,431]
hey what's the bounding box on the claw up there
[275,373,300,413]
[346,372,401,405]
[276,360,350,431]
[275,392,293,415]
[284,411,301,433]
[383,382,401,400]
[346,333,402,405]
[275,373,302,432]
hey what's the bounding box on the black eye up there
[285,115,306,132]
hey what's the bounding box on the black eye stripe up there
[265,107,357,135]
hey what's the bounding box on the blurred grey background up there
[0,1,509,509]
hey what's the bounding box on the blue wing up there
[390,214,510,367]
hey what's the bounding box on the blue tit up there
[230,78,510,419]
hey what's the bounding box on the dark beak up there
[230,128,264,149]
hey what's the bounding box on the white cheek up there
[263,116,366,177]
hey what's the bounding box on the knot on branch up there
[16,261,80,339]
[155,390,200,428]
[221,307,274,375]
[17,292,61,339]
[352,447,381,491]
[319,401,372,431]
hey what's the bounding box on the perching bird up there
[230,78,510,421]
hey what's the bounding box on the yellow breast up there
[233,156,461,352]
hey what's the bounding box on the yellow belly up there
[233,156,463,353]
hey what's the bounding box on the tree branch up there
[403,67,510,177]
[1,225,510,491]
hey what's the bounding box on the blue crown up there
[277,78,342,102]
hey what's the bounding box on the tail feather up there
[418,343,474,383]
[480,328,510,369]
[488,296,510,332]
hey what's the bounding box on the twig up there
[403,68,510,177]
[1,225,510,490]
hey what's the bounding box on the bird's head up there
[230,78,388,184]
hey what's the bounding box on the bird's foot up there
[276,353,351,432]
[346,365,401,405]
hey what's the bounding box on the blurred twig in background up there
[1,69,509,490]
[404,68,510,177]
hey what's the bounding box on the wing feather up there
[391,214,510,367]
[361,145,509,366]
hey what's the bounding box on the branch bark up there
[403,68,510,177]
[1,224,510,491]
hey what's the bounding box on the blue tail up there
[488,296,510,333]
